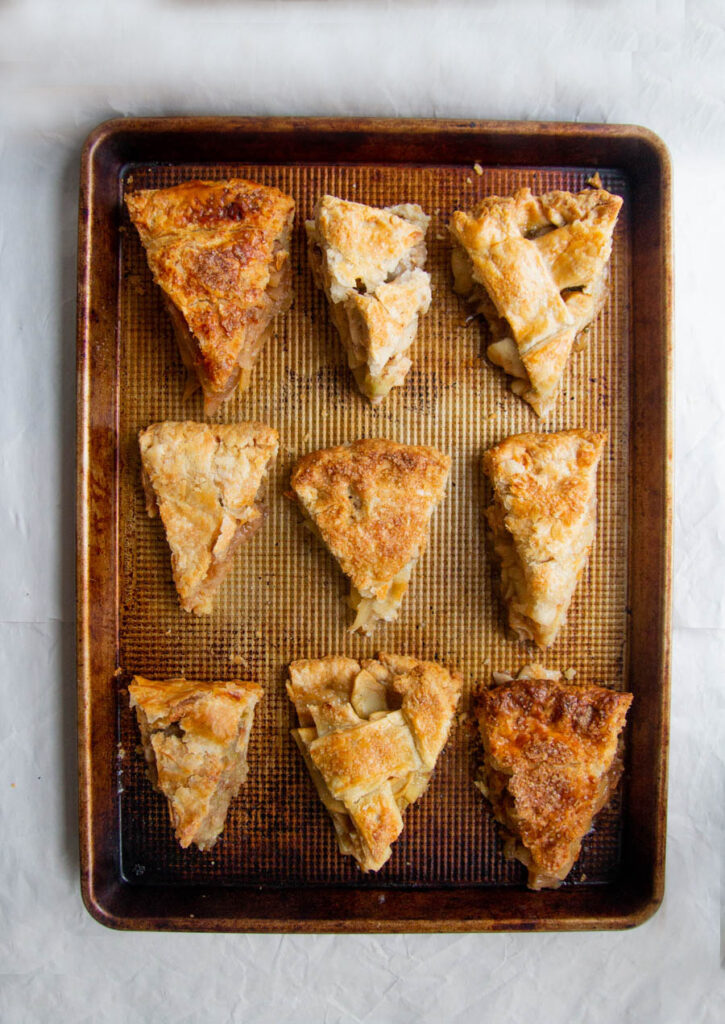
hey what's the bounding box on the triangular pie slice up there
[306,195,431,402]
[288,653,462,871]
[475,668,632,889]
[291,439,450,634]
[483,429,606,647]
[129,676,263,851]
[126,178,295,414]
[139,421,279,614]
[450,187,622,416]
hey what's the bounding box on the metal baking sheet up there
[77,118,672,931]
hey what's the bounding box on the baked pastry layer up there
[126,178,295,414]
[288,653,461,871]
[139,421,278,614]
[483,429,606,648]
[290,439,450,634]
[307,195,431,402]
[450,187,622,416]
[129,676,262,851]
[475,670,631,889]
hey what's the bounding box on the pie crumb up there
[564,667,577,680]
[466,176,473,185]
[473,162,483,176]
[586,171,603,188]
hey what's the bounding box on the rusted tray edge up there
[76,117,672,933]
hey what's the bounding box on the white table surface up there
[1,1,723,1021]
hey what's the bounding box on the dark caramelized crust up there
[126,178,294,410]
[475,676,632,888]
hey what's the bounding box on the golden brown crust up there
[126,179,295,412]
[483,429,606,647]
[450,187,622,416]
[475,675,631,888]
[129,676,262,851]
[287,653,461,871]
[139,421,278,614]
[306,195,431,402]
[290,439,450,633]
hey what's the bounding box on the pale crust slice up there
[139,421,278,614]
[450,187,622,416]
[307,196,431,402]
[483,429,606,648]
[126,178,295,414]
[129,676,263,851]
[290,439,450,634]
[288,654,462,871]
[475,671,632,889]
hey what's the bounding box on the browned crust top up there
[290,439,450,592]
[125,178,295,390]
[483,429,606,524]
[475,677,632,878]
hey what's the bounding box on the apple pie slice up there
[483,429,606,647]
[475,668,632,889]
[450,187,622,416]
[307,195,431,402]
[139,421,278,614]
[129,676,262,851]
[291,439,450,634]
[288,653,461,871]
[126,178,295,414]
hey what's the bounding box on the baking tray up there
[77,117,672,932]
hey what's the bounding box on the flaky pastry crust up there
[483,429,606,648]
[288,653,461,871]
[139,421,278,614]
[307,195,431,402]
[450,187,622,416]
[126,178,295,413]
[129,676,263,851]
[475,674,631,889]
[291,439,450,633]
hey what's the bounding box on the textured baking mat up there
[117,162,630,887]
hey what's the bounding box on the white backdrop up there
[1,1,723,1021]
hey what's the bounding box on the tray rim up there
[77,115,672,933]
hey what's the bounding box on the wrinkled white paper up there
[1,1,723,1021]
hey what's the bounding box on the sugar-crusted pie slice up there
[307,195,431,402]
[288,653,462,871]
[139,421,278,614]
[129,676,263,851]
[291,439,450,634]
[475,667,632,889]
[483,429,606,648]
[126,178,295,414]
[450,187,622,416]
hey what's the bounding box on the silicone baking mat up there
[116,162,630,888]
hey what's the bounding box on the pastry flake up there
[288,653,462,871]
[129,676,263,851]
[291,439,450,634]
[475,672,631,889]
[307,195,431,402]
[139,421,278,614]
[450,187,622,416]
[126,178,295,414]
[483,429,606,648]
